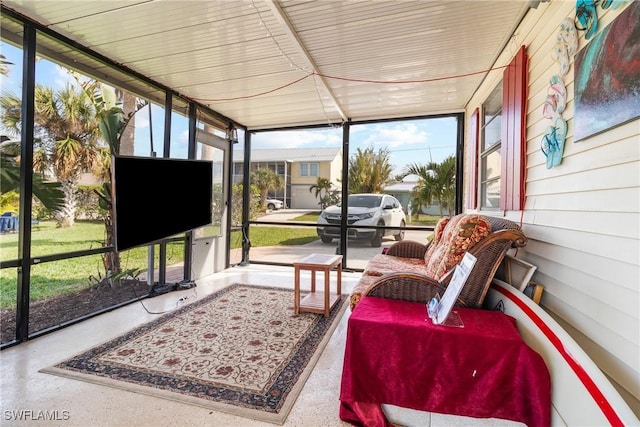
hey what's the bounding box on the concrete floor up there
[1,264,521,427]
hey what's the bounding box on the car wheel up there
[394,220,406,241]
[371,231,382,247]
[267,203,275,210]
[371,222,384,247]
[321,235,333,243]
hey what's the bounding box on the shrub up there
[0,191,19,214]
[76,185,104,220]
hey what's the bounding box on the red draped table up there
[339,296,550,427]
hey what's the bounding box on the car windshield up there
[347,195,382,208]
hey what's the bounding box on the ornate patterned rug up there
[41,284,348,425]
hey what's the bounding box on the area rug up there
[41,284,348,425]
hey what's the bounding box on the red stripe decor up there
[493,285,623,426]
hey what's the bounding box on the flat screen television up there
[111,155,213,252]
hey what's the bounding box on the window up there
[480,84,503,209]
[386,196,400,209]
[478,45,528,211]
[466,109,479,209]
[300,162,318,177]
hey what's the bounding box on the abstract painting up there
[574,1,640,141]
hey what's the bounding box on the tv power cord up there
[131,285,198,315]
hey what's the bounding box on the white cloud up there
[50,63,78,89]
[358,122,430,149]
[178,128,189,144]
[136,105,150,129]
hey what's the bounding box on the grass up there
[227,211,320,249]
[406,214,441,226]
[1,219,318,308]
[288,211,441,226]
[248,226,318,246]
[290,212,322,222]
[0,220,184,308]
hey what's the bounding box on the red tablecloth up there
[339,297,550,427]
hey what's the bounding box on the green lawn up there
[284,211,442,227]
[0,221,184,308]
[232,227,318,247]
[406,214,441,226]
[290,212,322,222]
[0,220,319,308]
[288,211,441,226]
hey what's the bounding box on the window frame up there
[299,162,319,177]
[479,84,503,210]
[476,45,528,212]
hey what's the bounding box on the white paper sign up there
[431,252,477,325]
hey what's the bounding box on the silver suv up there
[316,193,406,247]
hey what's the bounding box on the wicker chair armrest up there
[468,228,527,254]
[364,272,448,304]
[385,240,429,259]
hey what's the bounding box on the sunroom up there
[0,1,638,426]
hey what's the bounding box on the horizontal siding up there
[524,241,637,312]
[539,287,637,370]
[524,188,640,214]
[523,223,639,267]
[522,210,638,237]
[466,0,640,416]
[544,293,640,400]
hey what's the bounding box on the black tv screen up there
[111,155,213,252]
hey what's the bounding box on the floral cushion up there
[363,254,427,276]
[350,274,380,309]
[424,214,491,281]
[424,216,451,264]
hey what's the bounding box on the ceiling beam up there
[263,0,347,123]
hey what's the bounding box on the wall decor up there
[541,76,568,169]
[575,0,599,40]
[541,17,574,169]
[574,1,640,142]
[552,18,578,76]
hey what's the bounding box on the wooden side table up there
[293,253,343,317]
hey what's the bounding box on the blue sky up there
[1,41,457,175]
[249,118,457,176]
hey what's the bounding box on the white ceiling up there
[1,0,537,130]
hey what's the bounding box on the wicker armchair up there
[355,215,527,309]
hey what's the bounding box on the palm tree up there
[0,54,12,77]
[309,177,333,209]
[0,139,63,212]
[348,146,393,193]
[116,90,137,155]
[0,54,63,221]
[437,155,457,214]
[1,84,102,227]
[403,155,456,216]
[250,168,283,209]
[77,79,146,280]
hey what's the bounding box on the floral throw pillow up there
[424,216,451,264]
[424,214,491,281]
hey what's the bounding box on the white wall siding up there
[465,0,640,415]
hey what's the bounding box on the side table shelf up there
[293,253,343,317]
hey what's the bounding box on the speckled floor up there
[1,264,521,427]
